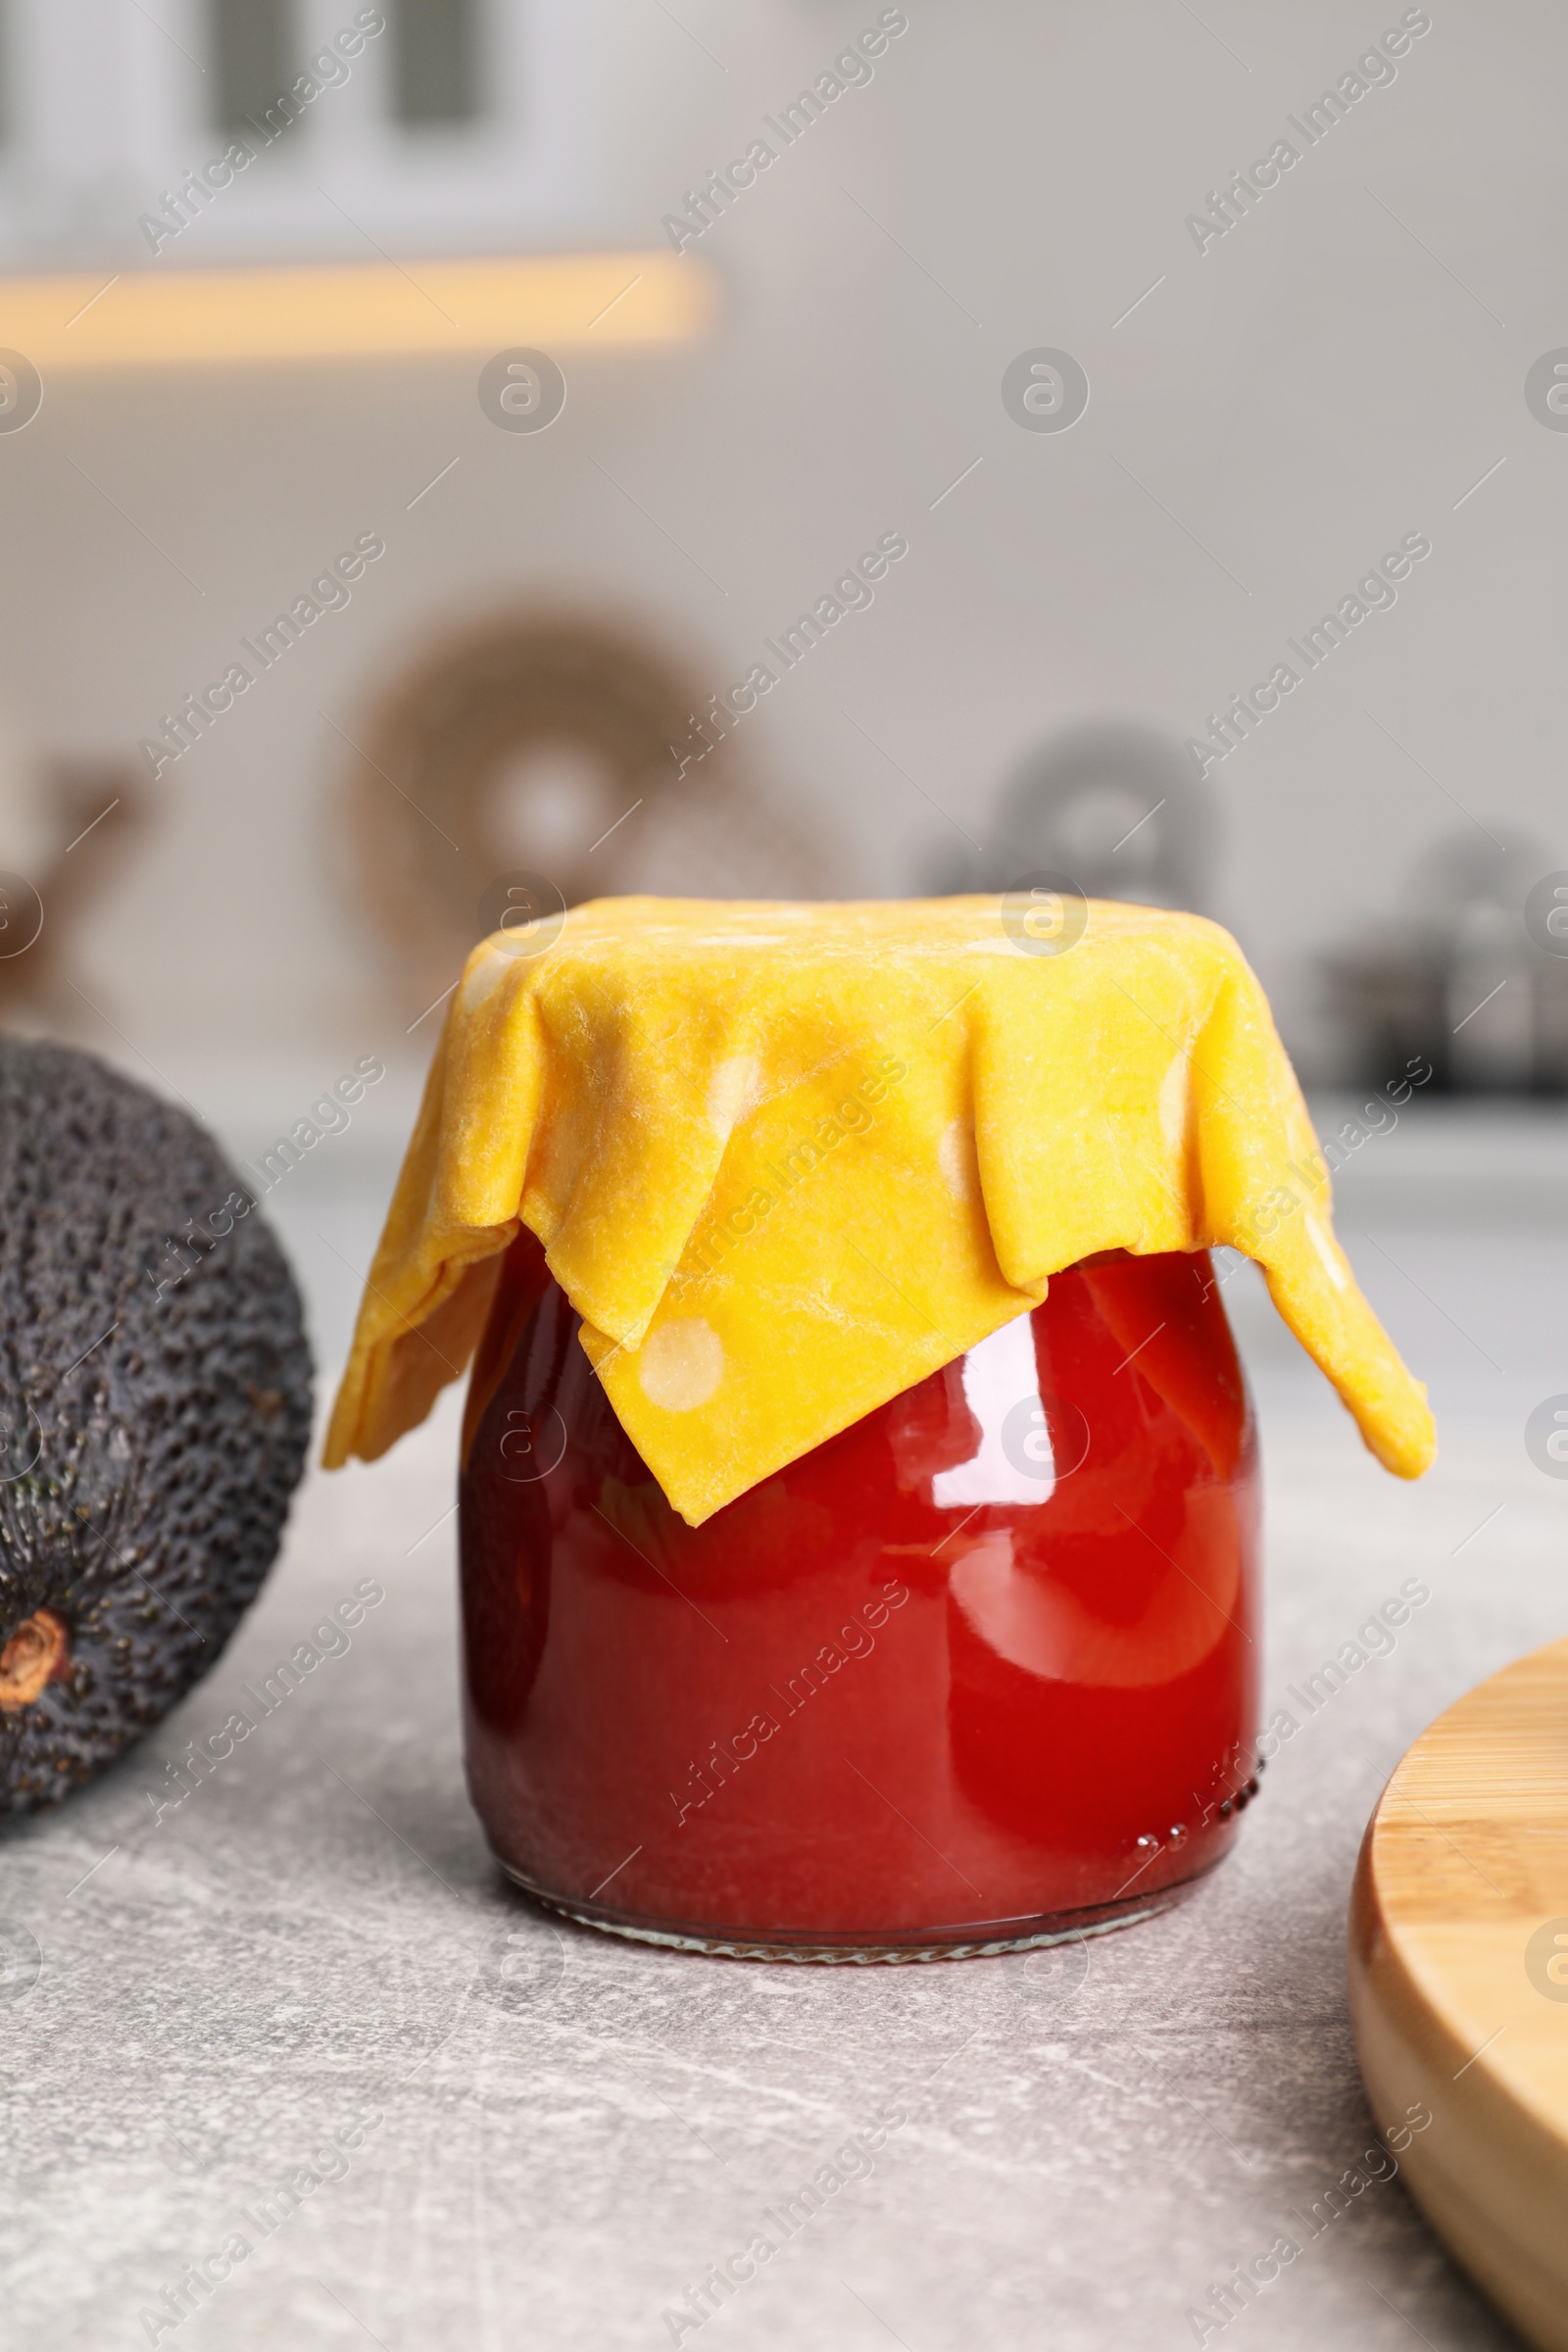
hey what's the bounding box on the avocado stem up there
[0,1609,70,1709]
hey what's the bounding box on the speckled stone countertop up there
[4,1138,1562,2349]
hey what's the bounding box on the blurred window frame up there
[390,0,483,129]
[0,0,596,268]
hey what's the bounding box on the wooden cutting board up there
[1349,1632,1568,2351]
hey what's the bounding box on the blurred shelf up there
[0,252,714,368]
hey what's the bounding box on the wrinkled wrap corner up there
[324,897,1436,1523]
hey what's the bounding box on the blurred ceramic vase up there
[922,720,1218,917]
[1325,828,1568,1092]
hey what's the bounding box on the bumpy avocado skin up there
[0,1040,313,1814]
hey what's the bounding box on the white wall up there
[0,0,1561,1114]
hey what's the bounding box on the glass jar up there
[459,1239,1260,1962]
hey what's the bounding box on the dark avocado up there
[0,1039,312,1813]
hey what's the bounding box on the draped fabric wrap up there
[324,896,1436,1525]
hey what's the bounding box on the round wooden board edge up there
[1348,1631,1568,2352]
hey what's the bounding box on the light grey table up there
[5,1114,1563,2350]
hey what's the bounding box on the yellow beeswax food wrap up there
[324,896,1436,1524]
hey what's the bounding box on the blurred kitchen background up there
[0,0,1564,1427]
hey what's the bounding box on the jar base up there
[494,1855,1222,1965]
